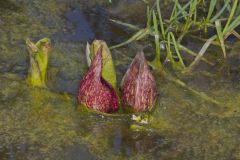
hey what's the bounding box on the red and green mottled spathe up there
[121,51,157,112]
[78,46,118,113]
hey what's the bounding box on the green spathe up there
[26,38,50,87]
[86,40,117,90]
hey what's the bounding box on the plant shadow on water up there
[0,0,240,160]
[58,6,95,42]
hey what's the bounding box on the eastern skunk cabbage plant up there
[121,51,157,112]
[78,46,118,113]
[26,38,50,88]
[86,40,117,90]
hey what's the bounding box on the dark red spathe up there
[78,47,118,113]
[121,51,157,112]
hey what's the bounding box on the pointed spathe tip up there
[121,50,157,112]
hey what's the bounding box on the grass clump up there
[110,0,240,105]
[110,0,240,73]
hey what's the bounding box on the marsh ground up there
[0,0,240,159]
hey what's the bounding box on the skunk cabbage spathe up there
[86,40,117,90]
[78,46,118,113]
[26,38,50,88]
[121,51,157,112]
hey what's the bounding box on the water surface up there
[0,0,240,160]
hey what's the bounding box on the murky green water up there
[1,0,240,160]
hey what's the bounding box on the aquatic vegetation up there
[109,0,240,105]
[26,38,51,88]
[121,51,157,112]
[111,0,240,73]
[86,40,117,90]
[78,46,118,113]
[1,1,240,159]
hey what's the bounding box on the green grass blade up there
[170,0,178,21]
[224,0,232,12]
[109,19,140,31]
[167,32,185,70]
[170,0,192,23]
[110,28,149,49]
[184,35,217,73]
[210,0,231,23]
[171,33,185,69]
[223,0,238,33]
[178,44,214,65]
[204,0,217,31]
[224,15,240,34]
[175,0,190,20]
[147,6,152,29]
[215,20,226,58]
[236,1,240,15]
[206,0,217,22]
[153,10,161,61]
[167,33,174,63]
[156,0,166,39]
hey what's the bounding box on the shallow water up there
[1,0,240,160]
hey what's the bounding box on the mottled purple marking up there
[78,46,118,113]
[121,51,157,112]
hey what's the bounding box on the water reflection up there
[73,114,181,159]
[59,7,95,42]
